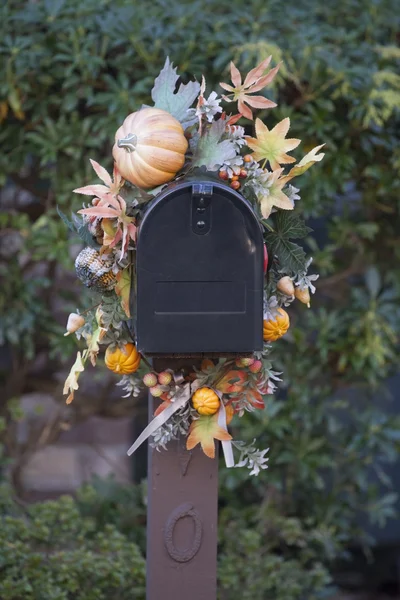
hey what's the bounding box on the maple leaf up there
[115,268,131,318]
[73,159,123,201]
[216,369,248,394]
[245,118,301,169]
[264,211,312,273]
[186,414,232,459]
[281,144,326,183]
[220,56,279,120]
[192,119,236,170]
[78,195,136,259]
[151,57,200,125]
[256,168,294,218]
[63,351,85,404]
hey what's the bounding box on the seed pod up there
[277,276,295,297]
[158,371,172,386]
[230,180,241,190]
[295,286,311,307]
[143,373,158,388]
[150,385,163,398]
[75,247,116,292]
[219,170,229,180]
[64,313,85,336]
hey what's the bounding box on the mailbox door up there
[135,181,264,355]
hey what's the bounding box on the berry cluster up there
[143,370,173,398]
[218,154,253,190]
[235,357,262,373]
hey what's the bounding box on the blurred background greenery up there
[1,0,400,598]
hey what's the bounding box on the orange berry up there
[230,180,241,190]
[219,170,229,180]
[239,169,248,178]
[244,154,253,163]
[231,175,239,182]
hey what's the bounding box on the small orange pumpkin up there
[112,108,188,189]
[192,387,220,416]
[105,343,141,374]
[263,308,290,342]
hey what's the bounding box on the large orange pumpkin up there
[112,108,188,189]
[263,308,290,342]
[105,343,141,374]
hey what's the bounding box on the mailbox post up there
[146,358,219,600]
[134,179,264,598]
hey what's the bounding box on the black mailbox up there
[135,180,264,356]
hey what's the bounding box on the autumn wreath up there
[60,57,324,475]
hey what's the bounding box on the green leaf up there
[151,57,200,123]
[264,212,312,274]
[57,206,76,233]
[115,268,131,318]
[192,120,236,171]
[71,214,100,249]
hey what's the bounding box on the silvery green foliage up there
[196,91,222,122]
[233,439,269,476]
[116,375,143,398]
[150,404,198,451]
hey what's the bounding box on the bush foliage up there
[0,486,145,600]
[1,0,400,598]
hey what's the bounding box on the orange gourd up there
[192,387,220,416]
[263,308,290,342]
[105,343,141,375]
[112,108,188,189]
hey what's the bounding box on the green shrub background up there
[1,0,400,598]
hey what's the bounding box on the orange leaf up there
[186,414,232,459]
[216,370,248,394]
[154,399,172,417]
[244,389,264,409]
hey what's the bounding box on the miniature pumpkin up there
[192,387,220,416]
[105,343,141,375]
[112,108,188,189]
[263,308,290,342]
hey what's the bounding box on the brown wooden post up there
[146,359,219,600]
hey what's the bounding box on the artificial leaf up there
[57,206,75,233]
[99,295,128,329]
[256,168,294,218]
[220,57,279,120]
[244,389,265,410]
[216,369,248,394]
[115,268,131,318]
[85,326,102,367]
[151,57,200,123]
[192,119,236,170]
[186,414,232,458]
[63,351,85,404]
[73,159,123,199]
[70,213,100,248]
[78,195,136,259]
[245,118,301,169]
[264,211,312,274]
[282,144,325,183]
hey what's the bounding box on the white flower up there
[295,257,319,294]
[196,91,222,122]
[287,185,301,206]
